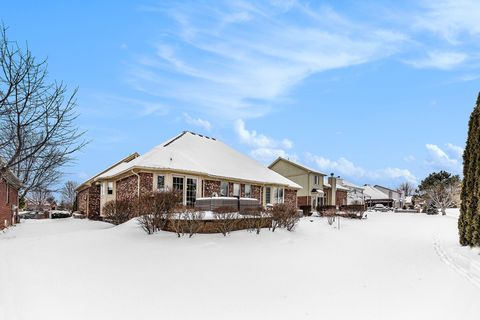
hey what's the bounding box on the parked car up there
[373,204,390,212]
[51,211,71,219]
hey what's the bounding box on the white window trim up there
[156,174,166,191]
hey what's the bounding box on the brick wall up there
[116,175,138,201]
[203,180,220,197]
[297,196,311,207]
[0,179,18,229]
[77,188,89,214]
[139,173,153,195]
[336,190,347,207]
[251,185,262,203]
[284,189,297,208]
[88,185,101,220]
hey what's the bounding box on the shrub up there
[183,209,205,238]
[271,204,299,232]
[242,207,267,234]
[137,190,182,234]
[103,199,137,225]
[212,206,239,236]
[317,205,337,217]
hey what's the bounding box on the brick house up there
[0,169,21,229]
[269,157,326,209]
[76,153,140,219]
[76,131,301,219]
[269,157,349,210]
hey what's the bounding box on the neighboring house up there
[269,157,326,209]
[76,152,140,219]
[76,131,301,220]
[0,169,21,229]
[374,185,405,208]
[323,174,349,207]
[337,179,365,205]
[362,185,404,208]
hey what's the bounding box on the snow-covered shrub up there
[212,207,238,236]
[271,204,299,232]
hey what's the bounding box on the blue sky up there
[3,0,479,188]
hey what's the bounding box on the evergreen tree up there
[459,93,480,246]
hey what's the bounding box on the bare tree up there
[397,182,415,197]
[60,180,78,212]
[0,24,86,198]
[28,189,52,212]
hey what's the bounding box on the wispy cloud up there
[425,143,462,172]
[405,51,467,70]
[415,0,480,43]
[128,1,407,119]
[182,112,212,131]
[305,153,417,184]
[234,119,294,162]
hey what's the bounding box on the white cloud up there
[128,2,407,119]
[305,153,417,183]
[403,155,416,162]
[234,119,294,162]
[405,51,467,70]
[182,113,212,131]
[416,0,480,43]
[445,142,464,159]
[425,143,462,172]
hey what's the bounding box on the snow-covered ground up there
[1,210,479,320]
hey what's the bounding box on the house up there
[268,157,326,210]
[0,168,21,229]
[337,178,365,205]
[76,152,140,219]
[374,185,405,208]
[362,185,404,208]
[268,157,350,210]
[76,131,301,219]
[323,174,349,207]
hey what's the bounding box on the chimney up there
[328,173,337,206]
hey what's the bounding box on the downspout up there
[131,170,140,197]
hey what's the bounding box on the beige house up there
[268,157,330,209]
[76,132,301,219]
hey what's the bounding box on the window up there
[265,187,271,204]
[157,175,165,191]
[245,184,252,198]
[173,177,184,203]
[107,182,113,195]
[186,178,197,206]
[233,183,240,197]
[220,181,229,196]
[274,187,284,204]
[314,175,320,185]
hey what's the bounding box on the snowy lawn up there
[1,210,479,320]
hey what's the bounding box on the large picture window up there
[186,178,197,206]
[220,181,229,196]
[173,177,184,203]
